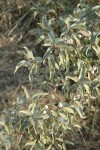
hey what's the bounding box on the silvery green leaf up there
[29,117,38,134]
[78,65,85,80]
[43,47,53,60]
[79,77,91,85]
[49,18,55,25]
[57,144,62,149]
[48,31,56,43]
[74,101,86,119]
[55,38,64,45]
[21,86,30,99]
[29,70,33,82]
[34,57,43,63]
[43,42,52,46]
[45,0,53,5]
[35,35,45,46]
[37,141,45,150]
[63,107,74,114]
[62,143,67,150]
[60,17,70,29]
[38,23,49,32]
[64,140,74,145]
[25,140,37,147]
[28,102,36,114]
[0,122,10,134]
[95,87,100,95]
[32,92,48,99]
[29,28,41,35]
[47,144,52,150]
[42,16,49,29]
[0,121,5,126]
[67,83,78,98]
[52,122,55,144]
[70,22,86,30]
[23,46,34,60]
[56,138,63,142]
[92,45,100,60]
[66,76,78,82]
[83,84,90,94]
[59,113,67,119]
[73,123,81,129]
[72,33,80,46]
[90,32,100,45]
[34,11,39,19]
[77,59,83,72]
[47,9,57,15]
[59,53,64,65]
[40,134,47,144]
[50,110,57,118]
[14,60,29,73]
[19,110,32,116]
[91,5,100,11]
[20,118,29,132]
[28,63,36,82]
[75,105,86,119]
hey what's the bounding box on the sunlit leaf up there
[22,86,30,99]
[19,110,32,116]
[63,107,74,114]
[90,32,100,45]
[78,30,91,37]
[66,76,78,82]
[14,60,29,73]
[62,143,67,150]
[83,84,90,94]
[92,45,100,59]
[32,92,49,99]
[43,47,53,60]
[47,144,52,150]
[25,140,37,147]
[74,102,86,119]
[47,9,57,15]
[91,5,100,11]
[23,46,34,60]
[35,35,45,45]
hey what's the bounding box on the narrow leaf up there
[25,140,37,147]
[19,110,32,116]
[14,60,29,73]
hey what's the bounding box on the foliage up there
[0,0,100,149]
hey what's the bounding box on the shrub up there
[0,1,99,149]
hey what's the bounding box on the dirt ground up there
[0,0,100,150]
